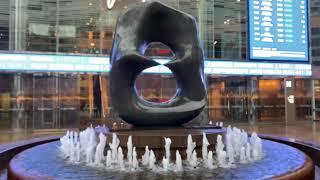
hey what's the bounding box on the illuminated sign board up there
[147,60,311,76]
[248,0,309,61]
[0,54,312,76]
[0,54,110,73]
[203,60,311,76]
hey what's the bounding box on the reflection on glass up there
[135,72,177,104]
[207,77,249,122]
[0,0,248,60]
[257,79,285,122]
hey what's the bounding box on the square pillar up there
[284,78,295,122]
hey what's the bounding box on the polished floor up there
[0,129,68,145]
[231,121,320,146]
[0,121,319,147]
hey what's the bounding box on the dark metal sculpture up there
[109,1,206,127]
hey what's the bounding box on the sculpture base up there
[107,127,224,160]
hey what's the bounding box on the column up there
[311,80,317,121]
[248,77,258,124]
[284,78,295,122]
[9,0,27,51]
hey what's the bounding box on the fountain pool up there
[7,125,314,179]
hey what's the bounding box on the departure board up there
[249,0,309,61]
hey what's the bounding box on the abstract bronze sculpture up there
[109,1,206,126]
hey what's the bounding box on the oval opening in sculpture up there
[135,42,177,104]
[135,66,177,104]
[142,42,175,59]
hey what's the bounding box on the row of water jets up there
[60,125,263,172]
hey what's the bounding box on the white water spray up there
[60,125,264,173]
[206,151,217,169]
[106,150,112,168]
[202,132,210,161]
[190,150,198,167]
[175,150,183,171]
[109,133,120,162]
[127,136,133,165]
[142,146,150,166]
[94,133,107,166]
[132,147,139,170]
[162,157,169,171]
[149,150,156,169]
[186,134,196,163]
[118,147,125,170]
[164,137,172,163]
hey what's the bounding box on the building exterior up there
[0,0,319,130]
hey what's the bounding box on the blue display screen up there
[248,0,309,62]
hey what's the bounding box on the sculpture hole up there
[136,42,177,103]
[135,67,177,103]
[143,42,175,58]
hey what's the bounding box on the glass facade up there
[0,0,318,60]
[311,0,320,62]
[0,0,318,130]
[0,0,248,60]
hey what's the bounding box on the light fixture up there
[107,0,116,9]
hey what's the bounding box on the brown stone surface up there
[107,127,224,160]
[274,155,314,180]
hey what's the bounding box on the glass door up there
[257,78,285,122]
[32,73,59,129]
[207,77,249,123]
[58,73,80,128]
[295,79,312,121]
[312,80,320,121]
